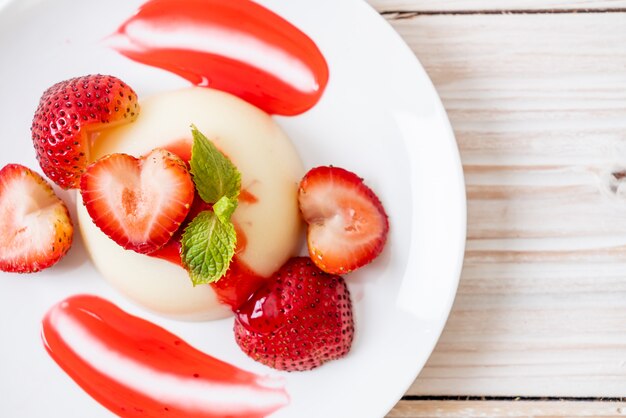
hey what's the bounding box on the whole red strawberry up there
[234,257,354,372]
[31,74,139,189]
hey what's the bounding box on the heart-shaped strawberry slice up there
[80,149,194,254]
[298,166,389,274]
[0,164,73,273]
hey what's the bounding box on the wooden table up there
[364,1,626,416]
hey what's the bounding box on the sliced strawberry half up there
[0,164,73,273]
[234,257,354,371]
[80,149,194,254]
[298,166,389,275]
[31,74,139,189]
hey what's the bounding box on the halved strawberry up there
[298,166,389,275]
[31,74,139,189]
[234,257,354,371]
[0,164,73,273]
[80,149,194,254]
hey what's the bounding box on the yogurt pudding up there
[77,87,304,320]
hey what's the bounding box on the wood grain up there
[387,400,626,417]
[382,12,626,399]
[368,0,626,12]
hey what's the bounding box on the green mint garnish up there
[181,211,236,285]
[181,126,241,285]
[190,125,241,203]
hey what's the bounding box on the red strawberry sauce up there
[109,0,328,116]
[151,237,267,311]
[42,295,289,417]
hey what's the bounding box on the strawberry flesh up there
[80,149,194,254]
[31,74,139,189]
[234,257,354,371]
[298,166,389,274]
[0,164,73,273]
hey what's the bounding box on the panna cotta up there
[77,87,304,320]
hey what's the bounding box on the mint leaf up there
[181,210,237,285]
[213,196,237,224]
[190,125,241,203]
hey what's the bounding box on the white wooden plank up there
[368,0,626,12]
[384,13,626,397]
[386,401,626,417]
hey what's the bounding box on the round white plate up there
[0,0,466,417]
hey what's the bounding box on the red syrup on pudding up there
[151,234,267,311]
[108,0,329,116]
[42,295,289,418]
[149,140,268,311]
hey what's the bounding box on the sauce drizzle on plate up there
[109,0,329,116]
[42,295,289,417]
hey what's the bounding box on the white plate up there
[0,0,466,417]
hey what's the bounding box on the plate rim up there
[356,0,467,412]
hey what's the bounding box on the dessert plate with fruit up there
[0,0,466,417]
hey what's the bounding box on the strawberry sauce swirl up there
[108,0,329,116]
[42,295,289,417]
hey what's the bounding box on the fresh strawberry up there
[80,149,194,254]
[0,164,73,273]
[298,166,389,275]
[234,257,354,371]
[31,74,139,189]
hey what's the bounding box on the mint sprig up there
[181,126,241,285]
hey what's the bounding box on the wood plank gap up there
[381,8,626,19]
[401,396,626,402]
